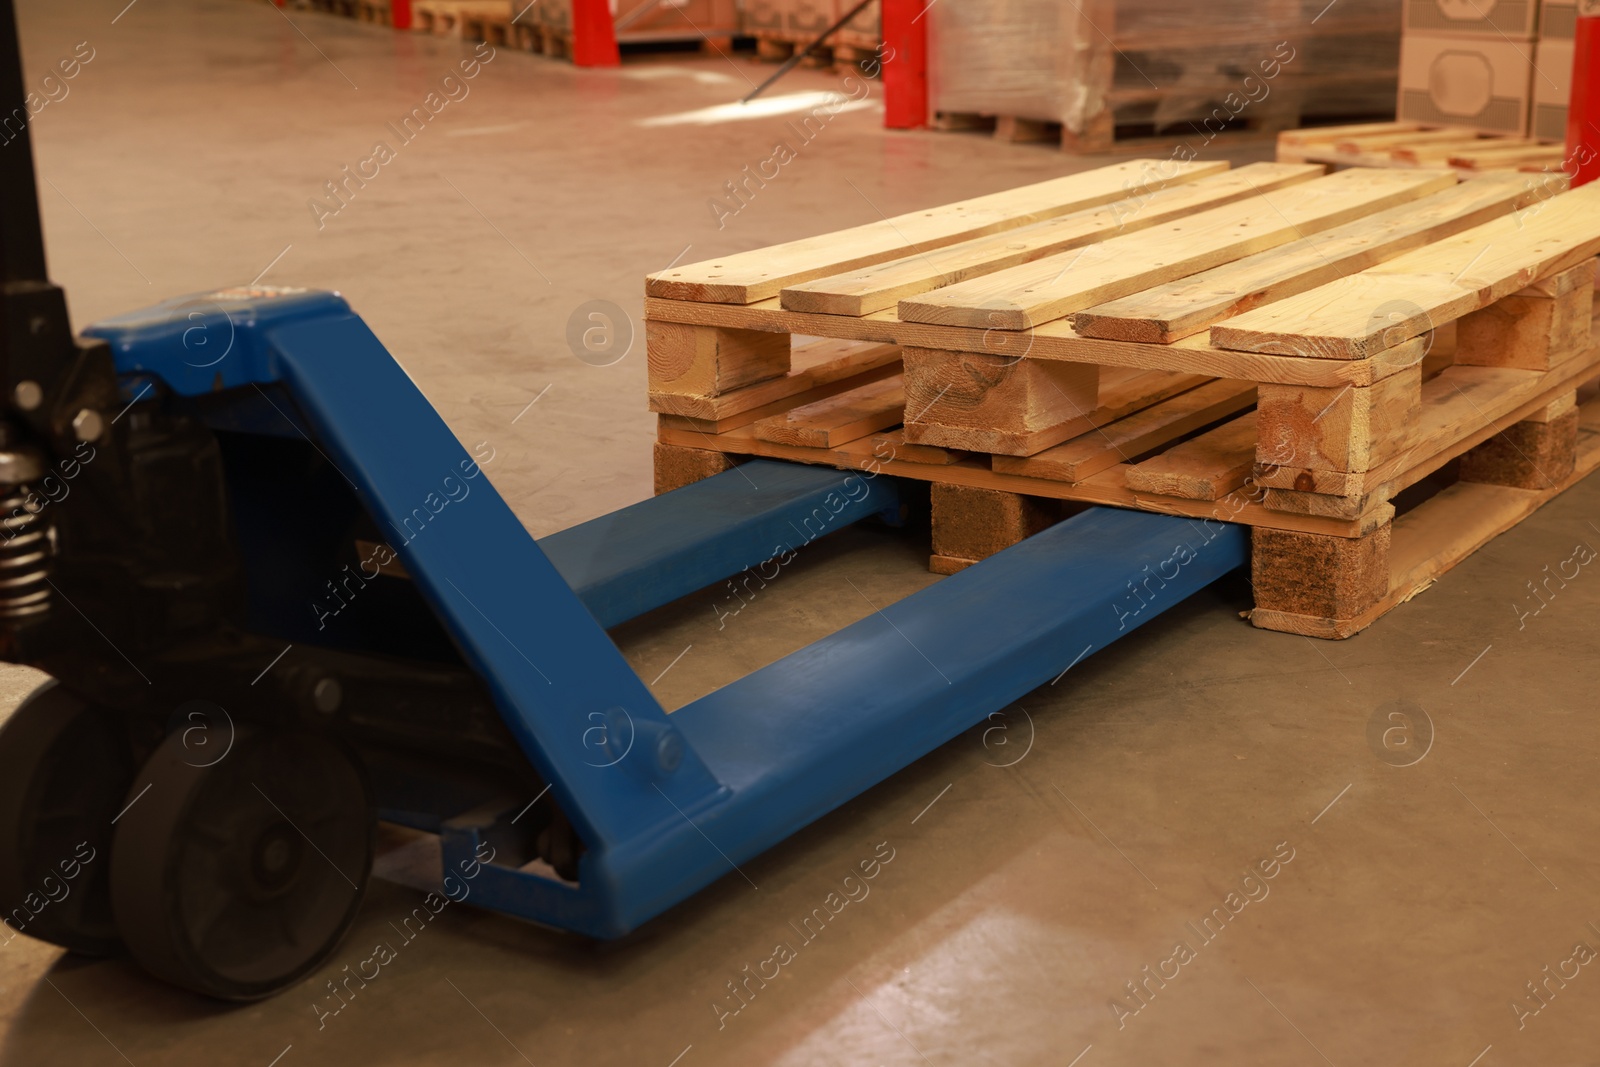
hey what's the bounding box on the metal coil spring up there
[0,488,52,619]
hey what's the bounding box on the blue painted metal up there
[540,460,902,628]
[85,286,352,396]
[85,288,1248,938]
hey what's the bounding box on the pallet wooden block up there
[644,158,1600,638]
[653,442,740,495]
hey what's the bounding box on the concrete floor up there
[3,1,1600,1064]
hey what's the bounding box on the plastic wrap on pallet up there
[538,0,739,36]
[930,0,1401,134]
[928,1,1099,132]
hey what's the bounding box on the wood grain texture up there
[1458,408,1580,489]
[1123,412,1259,500]
[1210,182,1600,359]
[899,349,1100,456]
[930,484,1059,563]
[652,442,739,495]
[780,163,1323,317]
[646,321,789,398]
[1252,522,1392,621]
[1455,262,1595,371]
[648,338,900,423]
[654,418,1385,537]
[754,376,905,448]
[901,355,1221,457]
[1072,173,1547,344]
[993,380,1257,483]
[645,159,1229,304]
[644,295,1403,387]
[1255,364,1422,474]
[1252,401,1600,637]
[898,169,1459,331]
[1252,338,1600,499]
[1277,121,1421,148]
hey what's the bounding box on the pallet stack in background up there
[1398,0,1574,141]
[925,0,1403,153]
[1536,0,1578,141]
[745,0,881,68]
[297,0,879,67]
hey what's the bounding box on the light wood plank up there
[655,418,1386,538]
[648,339,900,422]
[1252,336,1600,497]
[1123,412,1259,500]
[1072,173,1550,344]
[753,376,905,448]
[1252,400,1600,638]
[642,295,1411,387]
[898,168,1459,331]
[1209,181,1600,359]
[1277,122,1420,148]
[904,360,1210,457]
[1336,127,1481,152]
[645,159,1229,304]
[780,163,1324,317]
[992,379,1258,483]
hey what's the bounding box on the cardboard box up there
[616,0,738,34]
[1533,37,1575,142]
[785,0,835,38]
[1540,0,1578,39]
[742,0,785,33]
[1397,33,1536,135]
[1403,0,1538,39]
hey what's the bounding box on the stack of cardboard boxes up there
[745,0,880,52]
[1398,0,1577,141]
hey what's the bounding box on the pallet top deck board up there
[643,295,1416,388]
[1072,172,1551,343]
[896,168,1458,331]
[644,159,1229,305]
[1210,181,1600,359]
[778,163,1323,317]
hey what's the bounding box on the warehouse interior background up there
[1,0,1599,1064]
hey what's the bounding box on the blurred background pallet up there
[925,0,1399,154]
[1279,121,1572,174]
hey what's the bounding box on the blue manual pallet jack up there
[0,2,1245,1001]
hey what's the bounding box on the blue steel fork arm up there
[93,291,1247,938]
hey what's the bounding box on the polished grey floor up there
[3,2,1599,1064]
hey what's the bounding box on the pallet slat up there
[1211,182,1600,359]
[1072,172,1550,344]
[779,163,1323,317]
[646,160,1228,304]
[897,169,1459,331]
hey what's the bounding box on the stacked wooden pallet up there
[931,0,1398,153]
[411,0,509,35]
[1280,121,1571,175]
[746,0,880,61]
[645,160,1600,639]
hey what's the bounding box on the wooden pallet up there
[928,1,1398,154]
[750,33,879,73]
[412,0,508,35]
[461,6,514,44]
[1279,121,1571,175]
[644,159,1600,638]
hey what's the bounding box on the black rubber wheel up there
[110,729,374,1000]
[0,681,136,955]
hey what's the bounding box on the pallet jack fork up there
[0,1,1244,998]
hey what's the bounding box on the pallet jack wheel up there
[0,681,136,956]
[110,728,374,1000]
